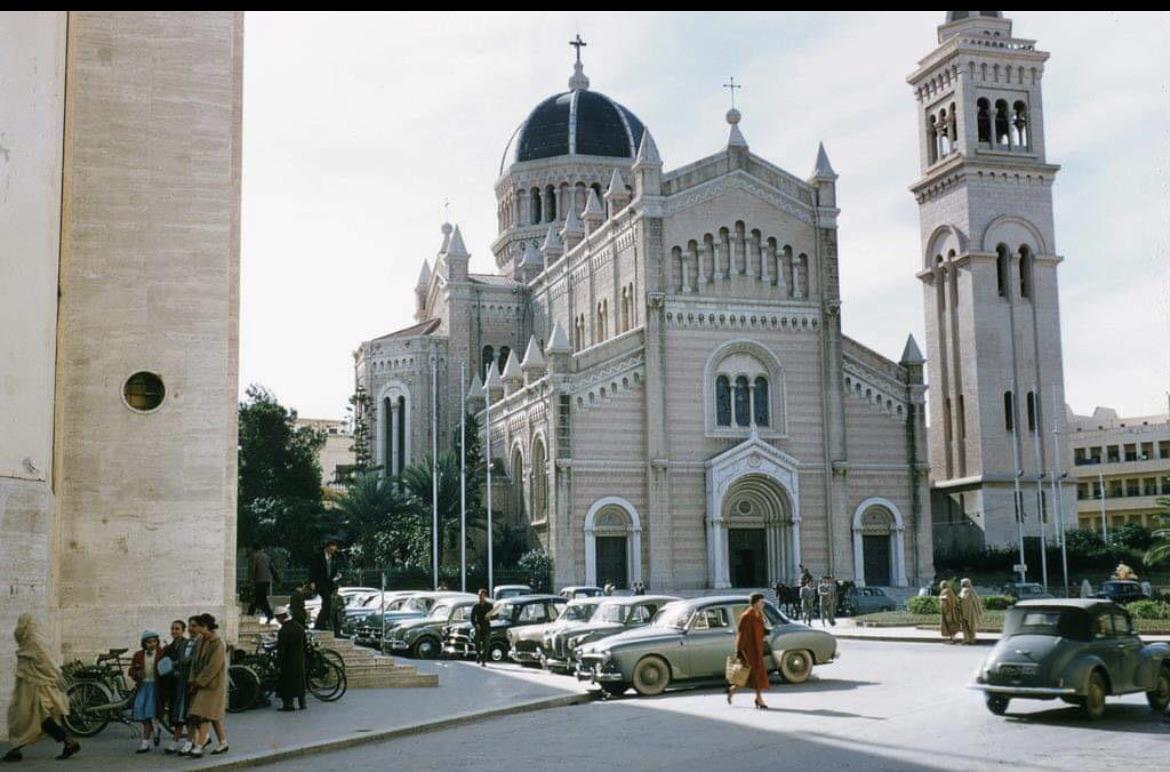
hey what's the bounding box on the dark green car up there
[384,598,477,659]
[970,599,1170,719]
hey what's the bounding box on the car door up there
[1087,609,1125,693]
[1109,609,1142,693]
[684,606,736,679]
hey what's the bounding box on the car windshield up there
[1002,608,1092,641]
[561,603,596,622]
[1102,582,1136,592]
[651,602,692,629]
[1018,585,1045,596]
[427,604,451,620]
[596,602,626,624]
[493,602,516,620]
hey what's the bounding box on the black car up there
[1093,580,1149,606]
[442,594,566,663]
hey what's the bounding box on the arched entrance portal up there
[850,497,908,587]
[584,497,643,590]
[723,476,793,588]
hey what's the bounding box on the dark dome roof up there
[500,89,646,175]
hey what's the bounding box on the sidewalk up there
[832,619,1170,644]
[8,660,591,770]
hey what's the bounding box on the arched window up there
[546,184,557,221]
[715,376,731,426]
[1018,245,1032,299]
[481,346,494,380]
[396,396,406,476]
[383,396,394,473]
[753,377,770,427]
[1003,390,1015,433]
[943,398,953,444]
[510,447,525,523]
[1026,391,1037,433]
[994,99,1010,146]
[530,189,542,225]
[1012,101,1028,148]
[734,376,750,427]
[976,98,991,144]
[927,114,938,164]
[996,244,1009,298]
[531,439,547,520]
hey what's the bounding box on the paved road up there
[264,640,1169,772]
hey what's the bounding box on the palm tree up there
[400,450,487,568]
[332,471,421,569]
[1142,497,1170,567]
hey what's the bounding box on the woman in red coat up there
[728,592,770,709]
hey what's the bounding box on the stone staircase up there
[235,612,437,689]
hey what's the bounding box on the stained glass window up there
[716,376,731,426]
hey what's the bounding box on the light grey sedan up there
[575,595,838,697]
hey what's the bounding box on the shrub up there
[981,595,1015,611]
[515,548,554,592]
[907,596,940,614]
[1126,600,1170,620]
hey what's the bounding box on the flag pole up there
[460,363,467,594]
[485,375,494,594]
[1050,384,1069,597]
[1030,390,1048,592]
[1010,393,1027,584]
[431,352,439,591]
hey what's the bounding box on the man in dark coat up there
[470,589,494,667]
[247,544,276,623]
[273,606,306,711]
[289,582,310,628]
[309,540,342,630]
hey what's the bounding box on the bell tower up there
[909,12,1073,560]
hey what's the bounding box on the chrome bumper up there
[968,683,1077,696]
[575,661,623,683]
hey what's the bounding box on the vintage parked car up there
[443,594,567,662]
[559,585,604,600]
[550,595,678,672]
[304,586,382,625]
[351,592,474,648]
[1001,582,1055,602]
[509,597,605,667]
[575,595,838,697]
[340,590,416,636]
[842,586,898,616]
[492,584,533,600]
[384,598,477,659]
[970,599,1170,719]
[1092,580,1149,606]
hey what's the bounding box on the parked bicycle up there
[228,631,346,711]
[61,649,174,738]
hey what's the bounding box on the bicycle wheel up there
[63,680,112,737]
[227,664,261,713]
[320,647,345,674]
[308,660,345,702]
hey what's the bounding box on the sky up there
[240,11,1169,421]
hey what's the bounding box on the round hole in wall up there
[123,371,166,412]
[737,501,752,515]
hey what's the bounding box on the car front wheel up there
[1146,666,1170,712]
[984,694,1010,715]
[489,641,508,663]
[778,650,813,684]
[632,655,670,696]
[1083,671,1107,720]
[411,637,439,659]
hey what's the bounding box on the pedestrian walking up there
[128,631,163,753]
[186,614,228,757]
[799,580,816,625]
[817,576,837,627]
[309,540,343,630]
[727,593,770,710]
[1,614,80,762]
[958,578,983,645]
[273,606,307,711]
[471,589,494,666]
[246,543,276,623]
[939,580,961,643]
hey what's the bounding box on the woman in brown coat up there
[727,593,771,710]
[186,614,228,758]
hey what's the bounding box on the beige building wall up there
[0,10,68,735]
[52,11,243,661]
[1068,407,1170,532]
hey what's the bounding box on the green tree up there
[344,384,377,481]
[1143,497,1170,567]
[400,450,486,568]
[237,384,326,562]
[332,471,423,569]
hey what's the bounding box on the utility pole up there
[1030,392,1048,591]
[1050,384,1069,597]
[1010,393,1027,584]
[1098,470,1108,541]
[485,379,494,593]
[459,363,467,594]
[431,353,439,591]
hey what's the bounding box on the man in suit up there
[309,540,342,630]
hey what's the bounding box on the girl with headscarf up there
[938,580,961,644]
[128,630,163,753]
[2,614,80,762]
[958,578,984,645]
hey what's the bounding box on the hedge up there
[906,594,1014,614]
[1127,600,1170,620]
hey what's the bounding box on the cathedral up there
[357,11,1075,592]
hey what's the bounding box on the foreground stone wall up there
[52,11,243,662]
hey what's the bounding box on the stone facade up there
[0,12,242,737]
[358,58,931,592]
[910,12,1076,556]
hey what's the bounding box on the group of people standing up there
[939,578,983,644]
[775,572,841,628]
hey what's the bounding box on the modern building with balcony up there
[1068,406,1170,532]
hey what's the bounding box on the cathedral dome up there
[499,86,646,175]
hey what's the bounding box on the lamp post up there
[431,352,439,591]
[459,363,467,594]
[485,377,493,593]
[1010,394,1027,584]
